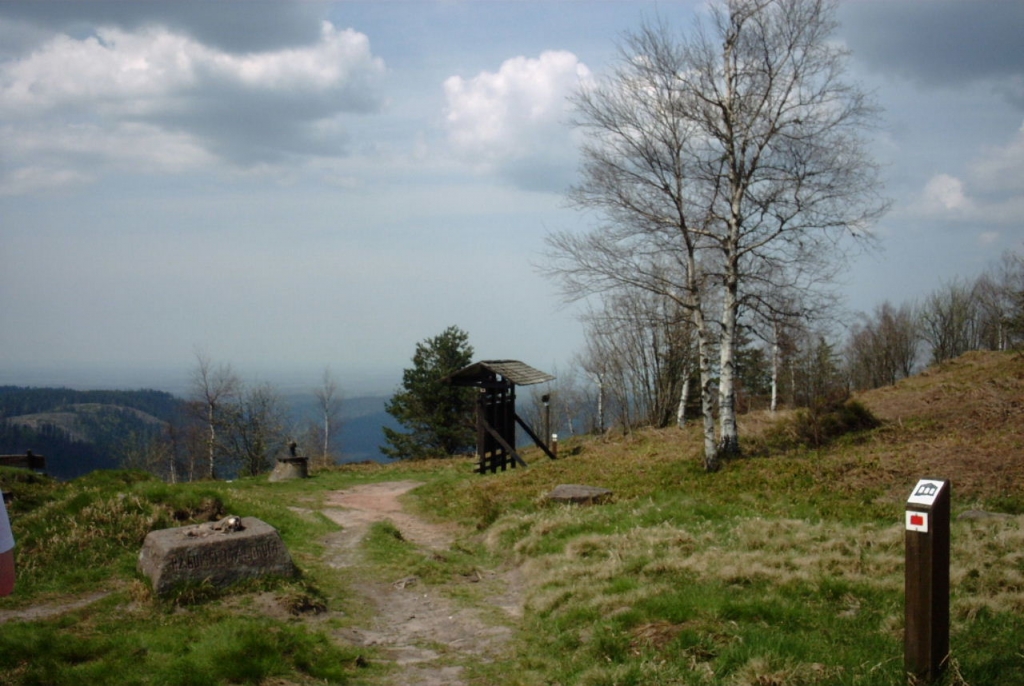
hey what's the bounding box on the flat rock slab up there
[138,517,294,595]
[547,484,613,505]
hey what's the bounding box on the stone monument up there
[138,516,294,595]
[269,441,309,482]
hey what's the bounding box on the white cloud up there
[2,28,196,115]
[906,121,1024,227]
[0,119,218,195]
[970,120,1024,192]
[6,121,213,168]
[911,159,1024,227]
[210,22,379,92]
[1,22,381,113]
[0,20,385,183]
[0,164,92,196]
[921,173,973,213]
[979,231,1000,246]
[443,50,591,190]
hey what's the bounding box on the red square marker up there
[910,514,925,527]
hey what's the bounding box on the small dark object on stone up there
[186,515,245,537]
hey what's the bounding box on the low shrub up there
[759,399,880,453]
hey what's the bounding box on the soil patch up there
[320,480,457,563]
[0,590,112,624]
[321,480,522,686]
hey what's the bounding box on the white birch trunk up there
[716,29,742,458]
[696,316,718,470]
[770,319,780,413]
[323,413,330,464]
[206,403,217,480]
[677,368,690,428]
[688,285,718,471]
[718,272,740,455]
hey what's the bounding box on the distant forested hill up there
[0,386,183,480]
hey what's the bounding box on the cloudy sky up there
[1,1,1022,394]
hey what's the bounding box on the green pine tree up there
[381,326,476,459]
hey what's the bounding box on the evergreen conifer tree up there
[381,326,475,459]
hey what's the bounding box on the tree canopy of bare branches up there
[544,0,887,470]
[190,351,241,480]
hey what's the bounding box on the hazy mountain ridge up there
[0,385,181,419]
[0,387,179,479]
[0,385,397,477]
[8,403,168,434]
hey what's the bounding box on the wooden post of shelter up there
[1,451,47,504]
[444,360,556,474]
[0,450,47,474]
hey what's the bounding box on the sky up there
[1,0,1023,396]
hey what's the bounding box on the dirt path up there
[0,590,112,624]
[319,480,522,686]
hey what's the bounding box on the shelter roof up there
[445,360,555,387]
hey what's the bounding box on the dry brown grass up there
[849,351,1024,503]
[423,352,1024,685]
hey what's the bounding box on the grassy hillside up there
[1,351,1022,685]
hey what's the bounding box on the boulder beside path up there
[547,484,613,505]
[138,516,294,595]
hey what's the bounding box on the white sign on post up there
[907,479,945,507]
[906,510,929,533]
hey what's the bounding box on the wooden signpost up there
[904,478,950,684]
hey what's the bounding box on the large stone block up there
[547,484,613,505]
[138,516,294,595]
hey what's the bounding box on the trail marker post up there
[904,478,950,684]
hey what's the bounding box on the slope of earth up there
[852,351,1024,504]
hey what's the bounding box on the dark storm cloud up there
[0,0,328,53]
[840,1,1024,89]
[145,83,366,165]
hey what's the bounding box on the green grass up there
[3,354,1024,685]
[0,468,380,685]
[0,602,361,685]
[5,451,1022,685]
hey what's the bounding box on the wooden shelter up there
[445,360,556,474]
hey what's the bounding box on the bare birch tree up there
[846,301,920,390]
[974,250,1024,351]
[578,289,694,430]
[190,351,240,480]
[919,279,982,365]
[223,381,290,477]
[545,0,885,469]
[312,367,343,468]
